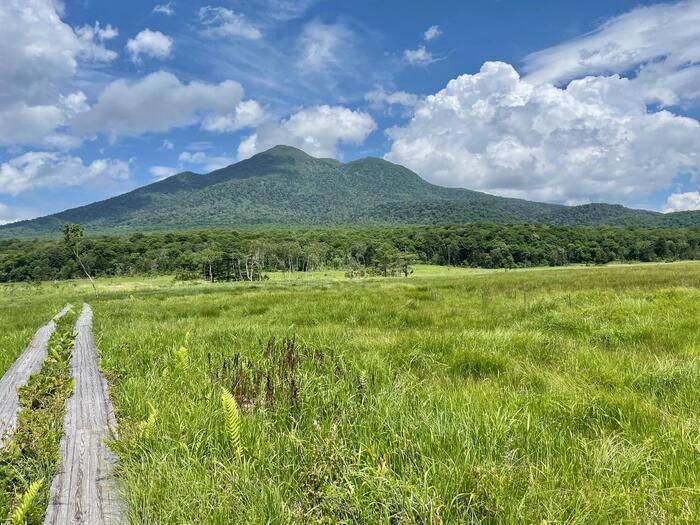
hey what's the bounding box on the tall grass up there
[0,284,67,378]
[2,263,700,522]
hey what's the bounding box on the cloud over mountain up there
[386,61,700,203]
[72,72,252,139]
[238,105,376,159]
[663,191,700,212]
[0,152,130,196]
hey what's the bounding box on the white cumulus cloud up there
[126,29,173,63]
[0,151,131,196]
[199,6,262,40]
[0,0,116,147]
[150,165,177,180]
[663,191,700,212]
[0,104,66,147]
[237,105,376,159]
[403,46,437,65]
[365,87,419,108]
[386,61,700,204]
[75,22,119,62]
[72,71,246,139]
[0,0,117,102]
[202,100,267,132]
[424,25,442,41]
[178,151,235,172]
[0,202,37,225]
[0,91,88,147]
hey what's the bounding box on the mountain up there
[1,145,698,239]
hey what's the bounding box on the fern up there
[221,387,242,459]
[176,346,189,368]
[8,478,43,525]
[138,402,158,440]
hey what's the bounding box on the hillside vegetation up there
[1,145,698,239]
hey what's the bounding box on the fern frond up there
[176,346,189,368]
[138,402,158,440]
[8,478,43,525]
[220,387,242,459]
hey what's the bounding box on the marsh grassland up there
[1,263,699,523]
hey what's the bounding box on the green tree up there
[396,252,418,277]
[62,223,97,296]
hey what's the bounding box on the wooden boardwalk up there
[45,304,125,524]
[0,304,72,447]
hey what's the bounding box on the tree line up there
[1,223,699,283]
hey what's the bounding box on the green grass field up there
[0,285,67,380]
[2,263,699,523]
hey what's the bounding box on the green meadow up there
[1,262,699,523]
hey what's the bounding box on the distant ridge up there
[1,145,698,239]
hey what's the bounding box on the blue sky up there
[1,0,700,224]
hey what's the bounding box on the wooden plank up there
[45,303,125,525]
[0,304,72,447]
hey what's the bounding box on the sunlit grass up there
[2,261,699,522]
[0,285,67,378]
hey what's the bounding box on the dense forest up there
[1,223,699,283]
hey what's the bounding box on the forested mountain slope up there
[1,145,698,239]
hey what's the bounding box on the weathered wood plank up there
[45,304,125,524]
[0,304,72,447]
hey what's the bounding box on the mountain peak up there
[1,147,699,239]
[255,144,313,159]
